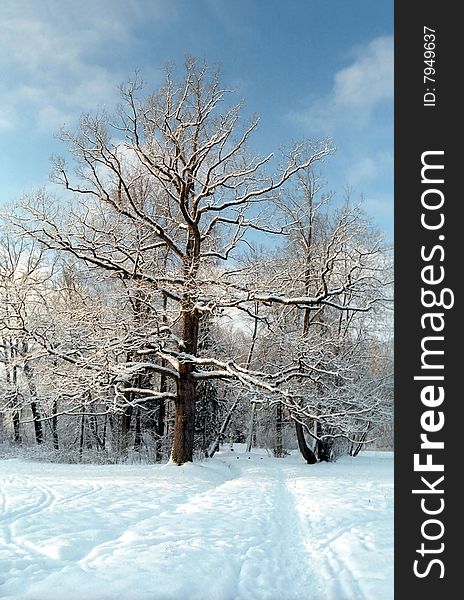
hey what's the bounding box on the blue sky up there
[0,0,393,238]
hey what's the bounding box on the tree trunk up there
[87,413,105,450]
[13,409,21,444]
[351,425,369,457]
[245,402,256,453]
[102,413,108,450]
[108,413,115,450]
[120,405,133,458]
[30,402,43,445]
[134,408,142,452]
[22,344,44,445]
[295,421,317,464]
[11,362,21,444]
[317,438,333,462]
[172,366,196,464]
[79,406,85,462]
[52,400,59,450]
[208,396,239,458]
[155,291,167,461]
[171,308,199,465]
[316,421,333,462]
[155,368,167,461]
[274,403,283,457]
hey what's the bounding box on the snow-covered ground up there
[0,448,393,600]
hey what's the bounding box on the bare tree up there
[11,60,334,463]
[0,235,50,445]
[9,59,391,464]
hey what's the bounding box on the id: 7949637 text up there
[423,26,436,107]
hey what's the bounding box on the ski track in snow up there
[0,451,393,600]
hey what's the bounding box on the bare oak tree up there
[10,59,390,464]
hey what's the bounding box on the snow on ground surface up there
[0,447,393,600]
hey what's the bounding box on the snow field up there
[0,449,393,600]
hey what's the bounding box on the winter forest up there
[0,60,393,465]
[1,56,394,600]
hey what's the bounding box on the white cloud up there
[293,36,393,131]
[334,37,393,110]
[0,108,16,131]
[0,0,171,134]
[346,150,392,189]
[37,105,73,134]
